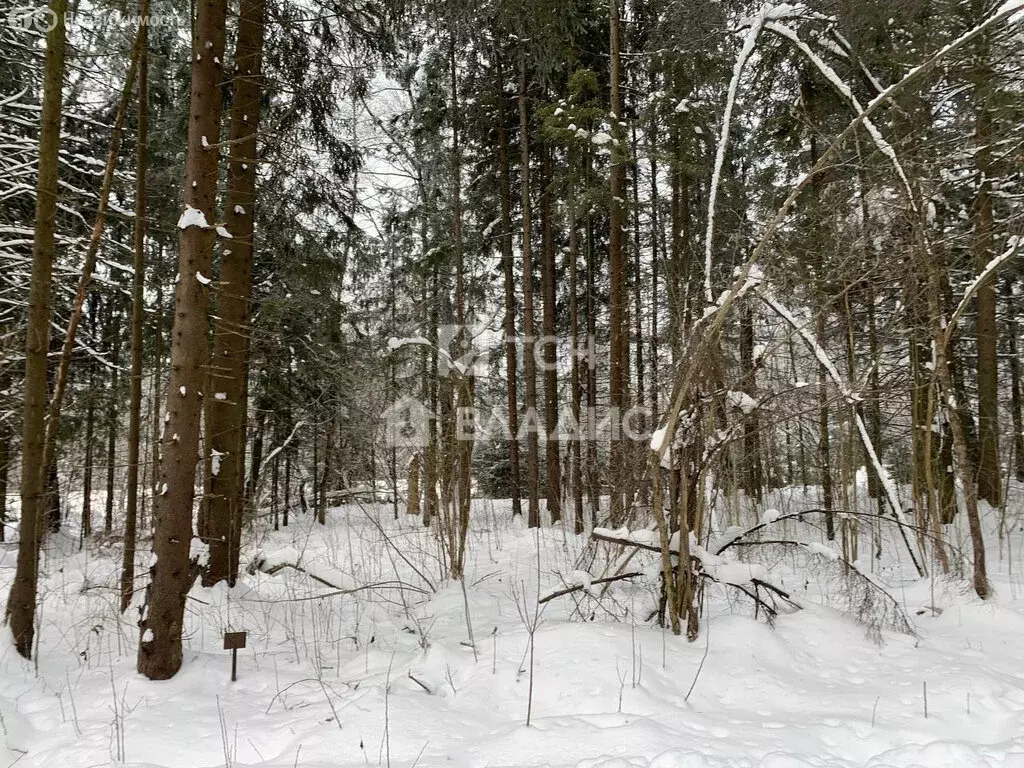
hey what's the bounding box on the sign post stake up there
[223,631,247,682]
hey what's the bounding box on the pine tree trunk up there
[6,0,67,659]
[568,144,584,534]
[930,268,990,599]
[584,201,599,524]
[496,61,522,519]
[105,304,121,534]
[121,15,147,612]
[40,26,144,490]
[648,118,660,426]
[0,417,7,544]
[0,423,8,544]
[540,146,561,524]
[608,0,627,524]
[519,61,541,528]
[205,0,266,586]
[138,0,227,680]
[972,52,1002,508]
[1004,277,1024,482]
[81,334,95,547]
[739,299,763,500]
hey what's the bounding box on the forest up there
[1,0,1024,765]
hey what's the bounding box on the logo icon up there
[6,4,58,32]
[381,396,433,449]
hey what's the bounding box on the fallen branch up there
[539,571,645,605]
[589,530,801,623]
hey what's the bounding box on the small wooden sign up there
[224,631,247,682]
[223,631,247,650]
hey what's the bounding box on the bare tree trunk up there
[105,304,121,534]
[584,203,599,524]
[81,322,95,547]
[738,299,763,501]
[568,144,584,534]
[497,61,522,519]
[931,267,990,599]
[424,269,439,527]
[138,0,227,680]
[0,420,8,543]
[39,26,143,490]
[150,282,164,534]
[608,0,627,524]
[5,0,67,659]
[519,61,541,528]
[648,109,661,428]
[804,85,834,540]
[121,10,148,612]
[205,0,266,587]
[540,146,561,524]
[1004,277,1024,482]
[450,35,471,576]
[248,409,266,512]
[972,45,1002,508]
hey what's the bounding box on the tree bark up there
[138,0,227,680]
[540,146,561,523]
[1004,278,1024,482]
[205,0,266,587]
[518,60,541,528]
[496,60,522,519]
[971,46,1002,508]
[608,0,627,524]
[5,0,67,659]
[104,303,121,535]
[122,11,149,612]
[39,26,144,493]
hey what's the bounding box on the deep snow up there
[2,487,1024,768]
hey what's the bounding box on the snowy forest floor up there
[3,486,1024,768]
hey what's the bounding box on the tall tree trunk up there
[497,61,522,519]
[930,268,990,599]
[138,0,227,680]
[738,299,763,500]
[1004,278,1024,482]
[122,13,149,612]
[424,267,439,526]
[6,0,67,659]
[568,144,584,533]
[585,198,599,524]
[150,281,164,533]
[971,34,1002,507]
[608,0,627,524]
[40,26,144,490]
[648,116,660,427]
[630,126,645,455]
[0,422,8,543]
[205,0,266,587]
[803,82,834,540]
[81,331,95,547]
[519,61,541,528]
[105,303,121,534]
[449,35,472,576]
[540,146,561,523]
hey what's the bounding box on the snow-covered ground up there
[3,488,1024,768]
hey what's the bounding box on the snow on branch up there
[945,236,1021,342]
[756,289,925,576]
[764,21,922,222]
[703,7,767,304]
